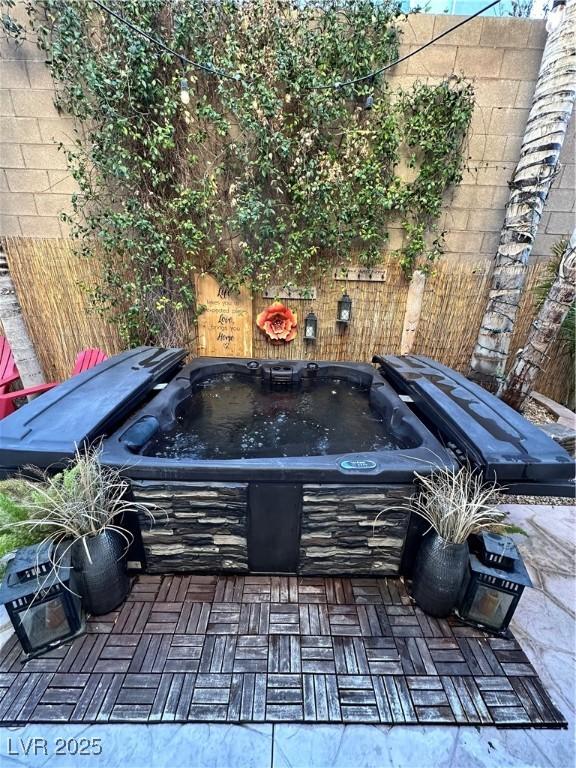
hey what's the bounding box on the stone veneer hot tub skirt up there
[128,480,415,576]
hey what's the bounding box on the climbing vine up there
[2,0,474,346]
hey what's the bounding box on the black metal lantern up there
[457,533,532,636]
[0,542,85,658]
[304,311,318,341]
[337,292,352,324]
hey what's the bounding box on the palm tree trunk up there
[0,247,45,388]
[469,1,576,391]
[499,229,576,410]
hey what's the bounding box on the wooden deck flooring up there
[0,575,566,727]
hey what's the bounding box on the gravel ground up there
[496,492,574,506]
[521,398,555,424]
[497,396,575,506]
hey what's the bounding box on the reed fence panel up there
[2,237,572,404]
[252,256,409,362]
[3,237,122,380]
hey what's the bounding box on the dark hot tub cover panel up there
[378,354,575,493]
[0,347,185,474]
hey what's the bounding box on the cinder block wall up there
[1,10,77,239]
[388,15,575,260]
[1,12,575,254]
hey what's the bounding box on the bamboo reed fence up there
[252,256,409,362]
[1,237,573,404]
[506,262,574,405]
[2,238,123,380]
[412,258,493,372]
[413,256,574,406]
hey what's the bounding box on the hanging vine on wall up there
[2,0,474,346]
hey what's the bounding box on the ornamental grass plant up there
[404,465,524,545]
[0,446,154,571]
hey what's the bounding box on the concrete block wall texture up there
[0,17,77,239]
[388,15,575,261]
[1,12,574,255]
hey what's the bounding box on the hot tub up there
[101,358,454,575]
[0,347,572,578]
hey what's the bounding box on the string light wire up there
[91,0,502,91]
[91,0,246,83]
[318,0,502,90]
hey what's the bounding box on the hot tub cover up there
[0,346,185,474]
[378,354,575,495]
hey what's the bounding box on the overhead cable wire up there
[91,0,502,91]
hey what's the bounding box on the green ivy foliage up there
[2,0,474,346]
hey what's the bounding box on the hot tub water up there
[143,373,405,459]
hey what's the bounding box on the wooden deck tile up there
[16,672,54,721]
[0,574,566,727]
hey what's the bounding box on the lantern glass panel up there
[17,597,73,649]
[304,314,317,339]
[465,584,516,630]
[337,294,352,323]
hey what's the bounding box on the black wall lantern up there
[457,533,532,636]
[0,542,85,658]
[304,311,318,341]
[337,292,352,325]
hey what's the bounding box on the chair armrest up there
[0,382,59,419]
[0,381,59,402]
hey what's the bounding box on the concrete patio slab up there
[0,722,273,768]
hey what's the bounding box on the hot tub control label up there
[339,458,378,471]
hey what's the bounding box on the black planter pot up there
[411,532,468,618]
[71,529,130,615]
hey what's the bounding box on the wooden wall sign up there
[332,266,387,282]
[263,286,317,300]
[195,273,253,357]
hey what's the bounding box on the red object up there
[71,347,108,375]
[0,347,107,419]
[256,302,298,343]
[0,337,20,395]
